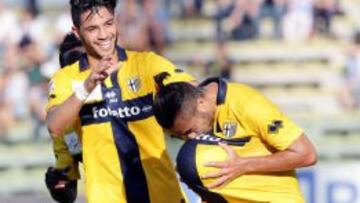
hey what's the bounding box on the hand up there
[45,167,77,203]
[201,142,248,189]
[84,56,112,93]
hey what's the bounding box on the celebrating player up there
[46,0,194,202]
[153,75,317,203]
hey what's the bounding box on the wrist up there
[238,157,252,174]
[74,83,90,102]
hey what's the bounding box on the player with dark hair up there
[59,33,83,68]
[153,75,317,203]
[46,0,194,202]
[45,32,83,203]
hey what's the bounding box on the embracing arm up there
[240,133,317,173]
[202,133,317,188]
[202,87,317,188]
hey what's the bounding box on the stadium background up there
[0,0,360,202]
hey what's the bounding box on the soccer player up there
[45,32,83,203]
[152,75,317,203]
[46,0,194,202]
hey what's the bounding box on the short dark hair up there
[153,72,202,129]
[70,0,117,28]
[59,33,83,67]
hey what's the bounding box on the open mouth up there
[98,39,113,50]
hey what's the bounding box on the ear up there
[196,96,206,109]
[72,26,80,39]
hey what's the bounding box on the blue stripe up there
[108,72,151,203]
[194,134,251,146]
[79,46,127,71]
[79,101,111,126]
[177,140,228,203]
[111,119,151,203]
[79,70,151,202]
[111,70,120,89]
[79,94,154,126]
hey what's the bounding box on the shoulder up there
[50,62,80,82]
[225,83,270,115]
[227,83,262,103]
[125,50,157,61]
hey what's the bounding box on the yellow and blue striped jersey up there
[47,46,193,203]
[177,78,305,203]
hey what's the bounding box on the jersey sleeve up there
[53,136,80,180]
[46,71,73,112]
[146,52,195,85]
[242,92,303,151]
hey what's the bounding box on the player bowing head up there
[153,75,316,203]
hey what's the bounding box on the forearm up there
[242,150,313,174]
[47,94,83,137]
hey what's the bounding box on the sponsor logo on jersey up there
[194,134,251,146]
[80,94,154,125]
[105,90,118,103]
[92,106,143,119]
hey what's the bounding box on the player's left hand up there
[201,142,248,189]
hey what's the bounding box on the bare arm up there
[46,96,84,137]
[202,133,317,188]
[241,133,316,172]
[46,58,112,137]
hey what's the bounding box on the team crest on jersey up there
[127,77,141,92]
[223,122,237,138]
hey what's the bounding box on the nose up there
[98,27,108,40]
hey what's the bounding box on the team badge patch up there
[127,77,141,92]
[223,122,237,138]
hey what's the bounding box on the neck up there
[88,51,120,73]
[203,82,218,107]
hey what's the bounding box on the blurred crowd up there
[0,0,359,141]
[214,0,341,42]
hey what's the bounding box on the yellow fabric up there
[47,50,194,203]
[197,83,305,203]
[53,136,80,180]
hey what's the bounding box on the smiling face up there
[73,6,117,60]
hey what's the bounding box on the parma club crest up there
[127,77,141,92]
[223,122,237,138]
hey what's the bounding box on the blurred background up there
[0,0,360,202]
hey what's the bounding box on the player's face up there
[74,7,117,60]
[172,98,215,138]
